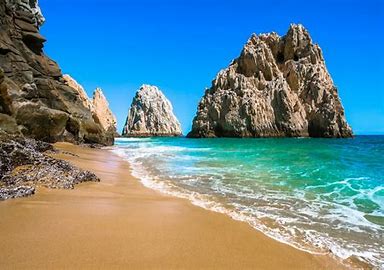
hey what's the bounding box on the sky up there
[39,0,384,135]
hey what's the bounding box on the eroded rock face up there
[63,75,118,136]
[92,88,117,135]
[0,1,113,145]
[188,24,352,138]
[5,0,45,27]
[122,85,182,137]
[0,133,100,200]
[62,74,93,111]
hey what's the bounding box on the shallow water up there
[113,136,384,268]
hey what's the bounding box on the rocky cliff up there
[92,88,118,135]
[62,74,93,111]
[188,24,352,138]
[122,85,182,137]
[63,75,117,136]
[0,0,113,145]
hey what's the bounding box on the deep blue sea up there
[113,136,384,268]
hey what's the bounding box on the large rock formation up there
[122,85,182,137]
[92,88,118,135]
[62,74,93,111]
[63,75,118,136]
[0,0,113,145]
[188,24,353,138]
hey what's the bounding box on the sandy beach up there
[0,143,347,269]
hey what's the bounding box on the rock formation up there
[0,0,113,145]
[0,133,100,200]
[122,85,182,137]
[62,74,93,111]
[63,75,118,136]
[92,88,118,135]
[188,24,352,138]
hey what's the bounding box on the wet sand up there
[0,143,347,269]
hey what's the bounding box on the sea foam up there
[112,137,384,269]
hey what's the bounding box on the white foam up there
[115,137,152,142]
[110,144,384,269]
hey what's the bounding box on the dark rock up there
[15,18,38,33]
[0,113,20,134]
[0,68,13,114]
[0,134,100,200]
[15,104,69,142]
[0,186,35,200]
[21,31,46,54]
[0,1,113,145]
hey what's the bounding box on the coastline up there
[0,143,348,269]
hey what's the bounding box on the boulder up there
[0,113,21,134]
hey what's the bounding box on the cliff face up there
[0,0,114,145]
[188,24,353,138]
[92,88,118,135]
[62,74,93,111]
[122,85,182,137]
[63,75,118,136]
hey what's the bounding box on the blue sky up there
[39,0,383,135]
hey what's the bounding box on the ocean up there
[112,136,384,268]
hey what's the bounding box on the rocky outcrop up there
[92,88,118,135]
[0,67,20,134]
[62,74,93,111]
[62,75,118,136]
[188,24,352,138]
[0,0,113,145]
[122,85,182,137]
[5,0,45,27]
[0,133,100,200]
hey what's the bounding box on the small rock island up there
[122,85,182,137]
[188,24,353,138]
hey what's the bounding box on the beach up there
[0,143,346,269]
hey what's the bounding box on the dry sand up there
[0,143,347,269]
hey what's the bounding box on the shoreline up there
[0,143,349,269]
[113,147,326,256]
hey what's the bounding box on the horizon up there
[39,0,383,135]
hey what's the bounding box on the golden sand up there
[0,143,347,269]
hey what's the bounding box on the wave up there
[115,137,152,142]
[110,138,384,269]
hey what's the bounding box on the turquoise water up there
[113,136,384,268]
